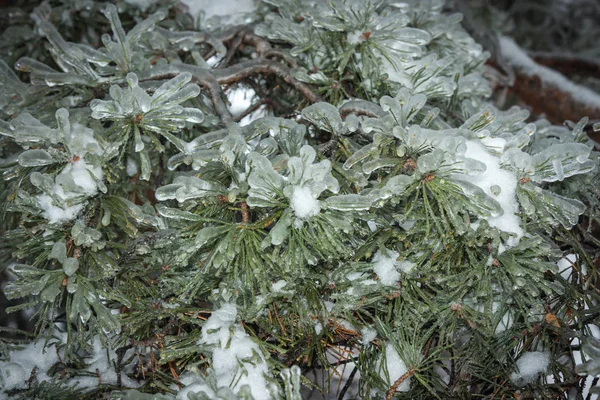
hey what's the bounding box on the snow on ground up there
[182,0,256,22]
[500,36,600,110]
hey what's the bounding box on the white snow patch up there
[455,140,523,246]
[372,249,401,286]
[61,160,102,195]
[226,87,266,126]
[75,336,139,389]
[361,327,377,345]
[500,36,600,110]
[0,336,64,393]
[0,333,138,395]
[36,159,104,224]
[498,243,507,255]
[187,303,273,400]
[347,31,366,45]
[397,260,415,274]
[324,301,335,312]
[314,322,323,335]
[290,186,321,219]
[378,342,410,392]
[126,157,139,177]
[37,194,84,224]
[510,351,550,386]
[271,279,287,292]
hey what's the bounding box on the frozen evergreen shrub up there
[0,0,599,399]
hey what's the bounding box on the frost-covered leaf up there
[62,258,79,276]
[156,176,226,202]
[531,143,595,182]
[324,194,372,211]
[517,184,585,229]
[380,88,427,127]
[301,103,346,135]
[18,149,54,167]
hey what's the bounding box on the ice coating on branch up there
[347,31,366,45]
[124,0,158,11]
[372,249,401,286]
[90,72,203,133]
[510,351,550,386]
[185,303,274,400]
[454,140,523,246]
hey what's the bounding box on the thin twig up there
[339,100,385,119]
[240,202,249,223]
[213,58,322,103]
[139,59,321,125]
[338,365,358,400]
[263,49,298,68]
[223,33,244,66]
[386,368,414,400]
[233,99,267,122]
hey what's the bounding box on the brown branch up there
[233,99,267,122]
[223,33,245,66]
[490,56,600,144]
[212,58,322,103]
[263,49,298,68]
[139,59,321,125]
[138,66,233,125]
[339,100,385,119]
[240,202,249,223]
[507,70,600,123]
[386,368,414,400]
[529,51,600,80]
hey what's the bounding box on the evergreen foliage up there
[0,0,599,399]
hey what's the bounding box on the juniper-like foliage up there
[0,0,599,399]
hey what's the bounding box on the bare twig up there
[263,49,298,68]
[139,58,321,125]
[339,100,385,119]
[213,58,322,103]
[233,99,267,122]
[386,368,415,400]
[338,365,358,400]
